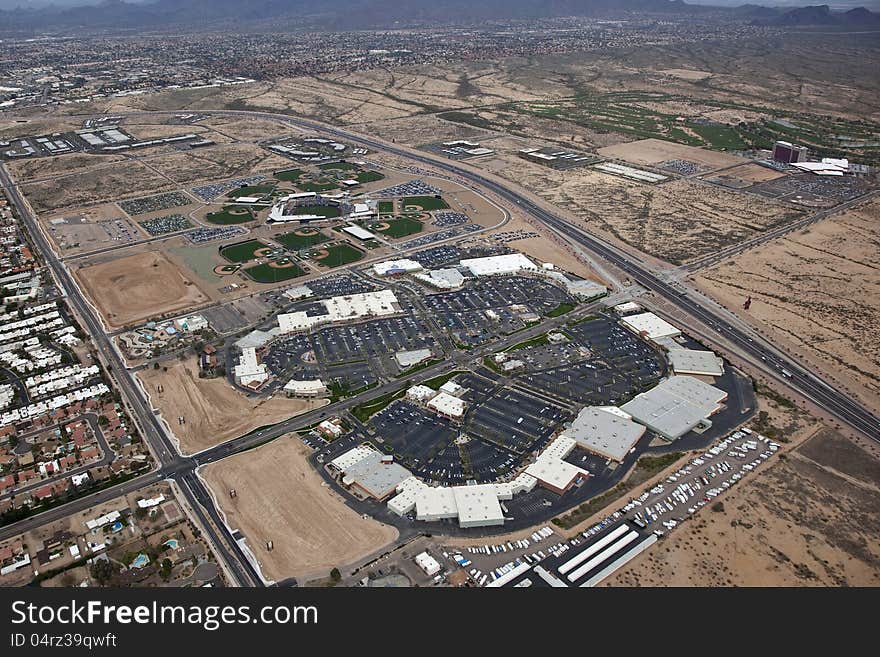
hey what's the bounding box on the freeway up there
[217,110,878,443]
[1,107,878,587]
[0,164,262,586]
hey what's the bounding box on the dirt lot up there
[74,250,209,329]
[694,198,880,409]
[137,359,326,454]
[201,437,398,582]
[145,143,292,185]
[606,426,880,586]
[476,155,804,264]
[6,152,128,182]
[598,138,746,170]
[20,160,175,213]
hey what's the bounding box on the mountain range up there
[0,0,878,32]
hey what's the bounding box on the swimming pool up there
[131,554,149,569]
[164,539,179,550]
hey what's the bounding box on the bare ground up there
[201,437,398,583]
[137,358,327,454]
[694,198,880,410]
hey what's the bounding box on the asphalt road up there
[1,107,877,587]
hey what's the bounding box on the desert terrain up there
[476,153,805,264]
[597,138,745,171]
[201,437,398,583]
[606,425,880,587]
[137,358,327,454]
[19,160,175,213]
[694,197,880,410]
[74,250,210,330]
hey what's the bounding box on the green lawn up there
[298,180,339,193]
[310,243,364,268]
[292,204,341,218]
[402,195,449,211]
[355,170,385,183]
[545,302,576,318]
[352,388,407,422]
[274,168,305,182]
[205,205,255,225]
[243,261,306,283]
[220,240,272,263]
[377,201,395,215]
[370,217,423,238]
[689,123,748,150]
[276,229,330,250]
[318,161,358,171]
[226,184,275,199]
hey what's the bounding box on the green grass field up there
[298,180,339,193]
[371,217,423,238]
[310,243,364,268]
[205,205,255,225]
[243,261,306,283]
[402,195,449,211]
[377,201,395,215]
[355,170,384,183]
[226,184,275,199]
[318,161,358,171]
[292,204,341,218]
[274,168,305,182]
[220,240,272,263]
[276,229,330,250]
[688,123,748,151]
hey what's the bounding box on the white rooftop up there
[460,253,538,277]
[667,348,724,377]
[621,312,682,340]
[564,406,646,462]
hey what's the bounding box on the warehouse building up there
[621,312,681,342]
[341,452,411,500]
[620,375,728,440]
[283,379,328,398]
[564,406,646,462]
[426,391,467,421]
[460,253,538,277]
[525,436,590,494]
[414,552,441,576]
[667,348,724,377]
[373,259,423,276]
[277,289,399,333]
[233,347,268,388]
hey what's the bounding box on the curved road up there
[1,107,877,587]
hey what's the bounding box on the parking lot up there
[139,213,193,236]
[490,427,780,587]
[518,316,664,404]
[408,244,465,268]
[305,273,375,298]
[186,226,247,244]
[118,191,192,216]
[371,180,441,198]
[191,175,267,202]
[422,276,573,345]
[368,396,520,483]
[465,387,568,454]
[750,172,870,204]
[432,211,470,227]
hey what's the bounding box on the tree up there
[90,559,117,586]
[97,415,109,427]
[153,362,160,370]
[160,559,173,581]
[330,568,341,583]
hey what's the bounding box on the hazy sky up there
[2,0,878,11]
